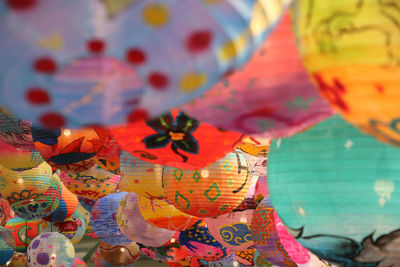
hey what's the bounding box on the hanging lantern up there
[0,0,291,128]
[78,196,96,213]
[291,0,400,146]
[179,220,230,262]
[27,232,75,266]
[268,115,400,266]
[99,240,141,266]
[138,196,199,231]
[235,248,256,267]
[0,108,35,151]
[250,197,296,266]
[0,163,62,220]
[5,217,45,252]
[0,197,14,226]
[205,198,257,252]
[0,140,43,171]
[43,181,78,222]
[93,134,121,175]
[119,151,165,199]
[182,14,333,139]
[112,110,244,169]
[162,150,250,218]
[91,192,132,245]
[116,192,175,247]
[9,252,28,267]
[72,257,87,267]
[60,164,120,200]
[32,126,108,173]
[139,233,188,263]
[0,226,15,265]
[76,203,97,239]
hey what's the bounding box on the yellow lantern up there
[162,150,250,218]
[0,140,43,171]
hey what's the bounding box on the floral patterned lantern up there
[91,192,132,245]
[268,115,400,266]
[5,217,45,253]
[179,220,230,262]
[162,150,250,218]
[0,0,291,128]
[182,14,333,139]
[112,110,244,169]
[32,126,108,173]
[27,232,75,266]
[119,151,165,199]
[138,195,199,231]
[116,192,175,247]
[0,226,15,265]
[0,140,43,171]
[60,164,120,200]
[99,240,140,266]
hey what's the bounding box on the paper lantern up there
[250,197,296,266]
[116,192,175,247]
[0,0,291,129]
[44,181,78,222]
[138,195,199,231]
[94,135,121,175]
[267,115,400,266]
[51,159,96,174]
[5,217,45,252]
[72,257,87,267]
[254,176,269,204]
[0,163,62,220]
[163,150,250,218]
[119,151,165,199]
[0,108,35,151]
[0,140,43,171]
[60,164,120,200]
[76,203,97,239]
[0,226,15,264]
[91,192,131,245]
[182,14,333,139]
[78,196,96,213]
[0,197,14,226]
[235,248,256,267]
[99,240,140,266]
[9,252,28,267]
[179,220,230,261]
[27,232,75,266]
[291,0,400,147]
[139,233,187,263]
[32,126,108,172]
[112,110,244,169]
[205,200,256,251]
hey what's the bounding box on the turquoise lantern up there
[268,115,400,267]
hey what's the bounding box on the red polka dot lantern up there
[0,140,43,171]
[32,126,108,173]
[162,150,250,218]
[0,0,290,128]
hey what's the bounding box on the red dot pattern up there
[87,39,106,54]
[127,109,149,122]
[126,48,147,65]
[26,88,51,105]
[148,72,169,90]
[39,112,66,129]
[7,0,37,10]
[186,30,212,53]
[34,57,57,74]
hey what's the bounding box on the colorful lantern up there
[76,203,97,239]
[182,14,333,139]
[268,115,400,266]
[179,220,230,261]
[27,232,75,266]
[235,248,256,267]
[93,134,121,175]
[91,192,131,245]
[5,217,44,252]
[116,192,175,247]
[0,226,15,264]
[292,0,400,147]
[0,108,35,151]
[162,150,250,218]
[254,176,269,204]
[112,110,244,169]
[138,196,199,231]
[0,163,62,220]
[32,126,108,172]
[60,164,120,200]
[72,257,87,267]
[0,0,291,128]
[0,197,14,226]
[205,199,257,251]
[139,234,187,263]
[0,140,43,171]
[250,197,296,266]
[9,252,28,267]
[44,181,78,222]
[99,240,140,266]
[119,151,165,199]
[78,196,96,213]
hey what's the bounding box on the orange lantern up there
[111,110,244,169]
[162,150,250,218]
[138,196,199,231]
[32,126,108,172]
[5,217,45,252]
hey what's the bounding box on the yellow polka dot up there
[142,3,169,28]
[219,31,249,62]
[179,73,208,92]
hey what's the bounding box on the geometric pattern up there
[192,170,201,183]
[204,182,221,203]
[222,159,233,173]
[175,191,191,210]
[173,168,183,181]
